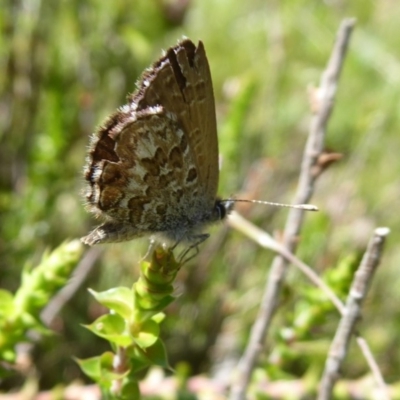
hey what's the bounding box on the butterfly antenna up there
[222,199,318,211]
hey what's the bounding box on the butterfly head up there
[214,198,235,221]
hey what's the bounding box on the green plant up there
[78,247,180,399]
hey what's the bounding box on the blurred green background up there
[1,0,400,395]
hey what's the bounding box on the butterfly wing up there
[132,40,219,205]
[82,40,220,245]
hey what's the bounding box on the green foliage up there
[78,247,177,399]
[268,254,359,379]
[0,241,83,368]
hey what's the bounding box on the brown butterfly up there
[81,39,232,246]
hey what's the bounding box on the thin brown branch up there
[318,227,390,400]
[41,247,102,327]
[354,336,389,397]
[229,18,356,400]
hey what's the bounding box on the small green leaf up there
[85,314,133,347]
[134,289,174,311]
[76,351,130,388]
[141,262,176,285]
[126,346,152,375]
[144,339,170,369]
[134,291,160,310]
[89,287,133,319]
[76,355,103,381]
[120,381,140,399]
[131,319,159,348]
[135,277,174,300]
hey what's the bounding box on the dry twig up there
[41,247,102,326]
[318,227,390,400]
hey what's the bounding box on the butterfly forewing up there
[131,40,219,203]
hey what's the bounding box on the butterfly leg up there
[177,233,210,264]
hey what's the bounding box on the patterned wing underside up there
[85,108,201,231]
[131,40,219,203]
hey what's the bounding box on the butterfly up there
[81,39,233,247]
